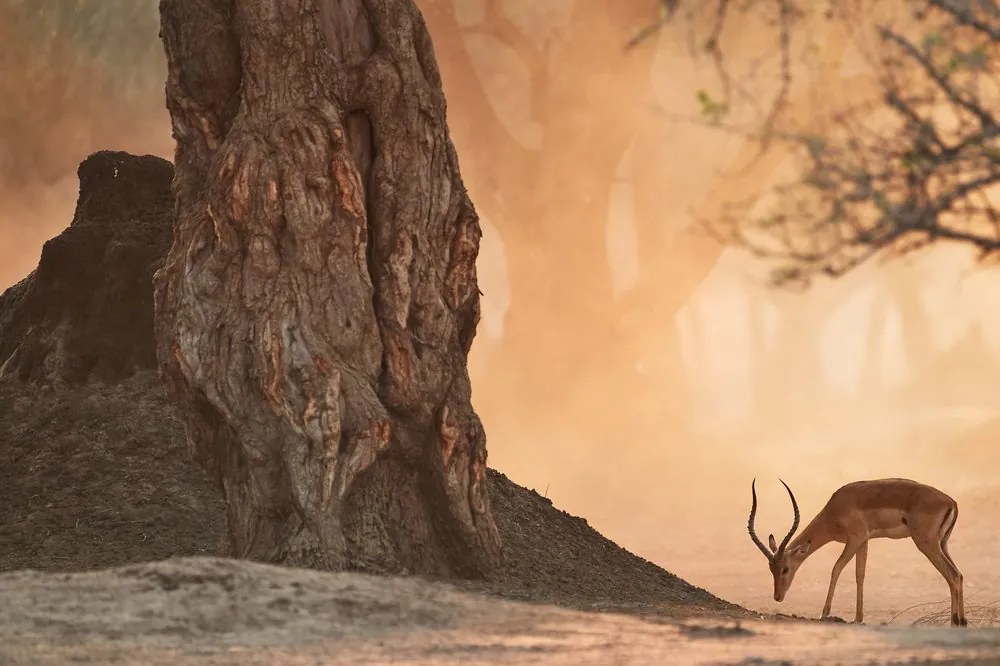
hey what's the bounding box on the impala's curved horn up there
[776,478,801,554]
[748,478,774,561]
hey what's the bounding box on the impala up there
[748,478,966,626]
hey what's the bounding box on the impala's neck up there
[787,512,834,556]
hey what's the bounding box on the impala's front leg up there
[823,541,861,619]
[854,540,868,623]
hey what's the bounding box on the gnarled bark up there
[154,0,501,577]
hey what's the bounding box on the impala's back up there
[821,479,956,541]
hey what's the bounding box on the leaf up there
[769,265,809,288]
[804,135,827,158]
[694,89,729,123]
[964,46,989,70]
[922,30,945,50]
[758,214,787,228]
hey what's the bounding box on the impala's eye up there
[782,567,789,575]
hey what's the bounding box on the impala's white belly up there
[868,524,911,540]
[859,506,914,540]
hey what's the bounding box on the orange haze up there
[2,0,998,624]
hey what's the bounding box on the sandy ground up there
[2,557,1000,666]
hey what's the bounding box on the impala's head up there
[748,478,807,602]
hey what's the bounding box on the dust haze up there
[2,0,998,623]
[0,0,172,289]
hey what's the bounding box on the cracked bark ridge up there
[155,0,501,577]
[0,151,174,384]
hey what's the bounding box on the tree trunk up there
[154,0,501,578]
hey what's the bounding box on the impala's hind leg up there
[912,506,964,627]
[939,506,965,626]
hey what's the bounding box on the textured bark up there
[154,0,501,577]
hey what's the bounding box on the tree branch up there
[877,26,995,130]
[925,0,1000,40]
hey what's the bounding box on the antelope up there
[748,478,966,626]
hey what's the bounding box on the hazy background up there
[2,0,998,623]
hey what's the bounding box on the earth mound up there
[0,151,173,384]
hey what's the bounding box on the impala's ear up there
[795,541,812,556]
[768,534,777,552]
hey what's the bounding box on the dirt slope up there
[0,152,172,384]
[0,371,737,617]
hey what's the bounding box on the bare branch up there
[925,0,1000,40]
[877,26,995,129]
[668,0,1000,285]
[625,0,680,49]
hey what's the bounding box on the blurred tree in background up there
[3,0,162,87]
[0,0,164,184]
[5,0,995,273]
[642,0,998,285]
